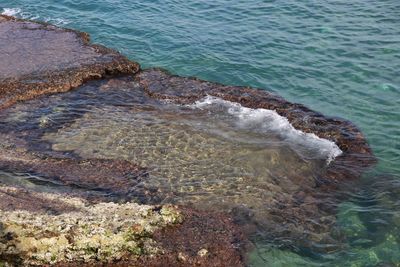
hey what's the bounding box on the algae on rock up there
[0,186,183,266]
[337,202,368,240]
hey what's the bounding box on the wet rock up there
[0,186,245,267]
[0,74,371,253]
[0,15,377,264]
[150,207,244,267]
[129,69,378,251]
[0,187,178,265]
[16,78,337,251]
[0,141,147,198]
[135,68,376,183]
[0,186,81,214]
[0,15,139,110]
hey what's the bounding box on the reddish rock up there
[0,144,147,198]
[0,15,377,264]
[0,15,139,110]
[51,208,245,267]
[135,68,376,184]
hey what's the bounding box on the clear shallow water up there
[1,1,400,266]
[0,78,338,250]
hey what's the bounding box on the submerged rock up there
[247,245,319,267]
[135,69,376,183]
[0,140,148,198]
[0,15,377,265]
[336,202,368,241]
[0,76,367,253]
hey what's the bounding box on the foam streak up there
[190,96,342,163]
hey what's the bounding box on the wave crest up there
[1,8,22,17]
[1,7,68,25]
[190,96,342,164]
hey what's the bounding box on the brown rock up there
[0,144,147,198]
[0,15,139,110]
[135,68,376,184]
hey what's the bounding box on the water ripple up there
[1,0,399,265]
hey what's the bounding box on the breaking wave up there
[1,7,68,25]
[190,96,342,163]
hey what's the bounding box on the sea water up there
[1,1,400,266]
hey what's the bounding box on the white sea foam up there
[1,7,68,25]
[1,8,22,17]
[190,96,342,164]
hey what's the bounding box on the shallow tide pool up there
[1,1,400,266]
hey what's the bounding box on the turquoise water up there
[1,1,400,266]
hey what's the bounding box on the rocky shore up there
[0,185,243,266]
[0,15,138,110]
[0,15,376,266]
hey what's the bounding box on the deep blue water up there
[1,1,400,266]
